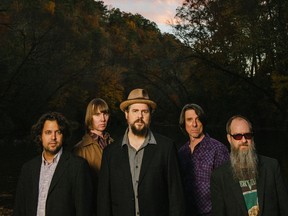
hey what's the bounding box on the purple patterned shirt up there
[178,134,229,215]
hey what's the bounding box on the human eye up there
[56,130,62,135]
[142,110,149,114]
[44,130,52,135]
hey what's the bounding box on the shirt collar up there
[200,133,210,145]
[121,128,157,147]
[89,131,111,140]
[42,147,63,165]
[184,133,210,150]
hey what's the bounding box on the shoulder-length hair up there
[85,98,109,132]
[31,112,70,149]
[179,103,207,135]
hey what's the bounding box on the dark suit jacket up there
[13,150,93,216]
[211,155,288,216]
[97,132,185,216]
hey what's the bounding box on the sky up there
[101,0,184,34]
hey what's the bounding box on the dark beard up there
[130,120,148,137]
[230,142,258,181]
[43,144,62,156]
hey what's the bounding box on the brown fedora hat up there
[120,89,157,112]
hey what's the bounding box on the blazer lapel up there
[256,159,265,216]
[138,144,156,184]
[227,170,248,214]
[48,151,70,194]
[121,145,133,183]
[31,156,42,215]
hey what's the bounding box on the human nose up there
[51,132,57,140]
[137,111,144,118]
[100,113,105,121]
[192,119,197,127]
[241,135,247,142]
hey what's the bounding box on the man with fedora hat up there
[97,88,185,216]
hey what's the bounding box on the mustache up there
[240,144,249,147]
[134,119,145,124]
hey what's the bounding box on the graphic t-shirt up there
[239,178,259,216]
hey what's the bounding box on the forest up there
[0,0,288,214]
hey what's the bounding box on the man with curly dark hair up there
[14,112,93,216]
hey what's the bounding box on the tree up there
[174,0,288,129]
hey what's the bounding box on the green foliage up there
[272,74,288,106]
[1,0,288,209]
[0,0,186,136]
[174,0,288,129]
[1,0,288,138]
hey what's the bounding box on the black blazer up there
[13,150,93,216]
[211,155,288,216]
[97,132,185,216]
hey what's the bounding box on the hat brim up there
[120,99,157,112]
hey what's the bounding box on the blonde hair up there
[85,98,109,132]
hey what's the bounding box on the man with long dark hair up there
[14,112,93,216]
[178,103,229,216]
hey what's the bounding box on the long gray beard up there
[230,142,258,181]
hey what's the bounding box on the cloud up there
[102,0,183,33]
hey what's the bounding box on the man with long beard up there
[97,88,185,216]
[211,115,288,216]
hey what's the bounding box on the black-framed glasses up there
[229,133,253,140]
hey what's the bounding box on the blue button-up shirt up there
[178,134,229,215]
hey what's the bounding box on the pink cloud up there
[102,0,183,33]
